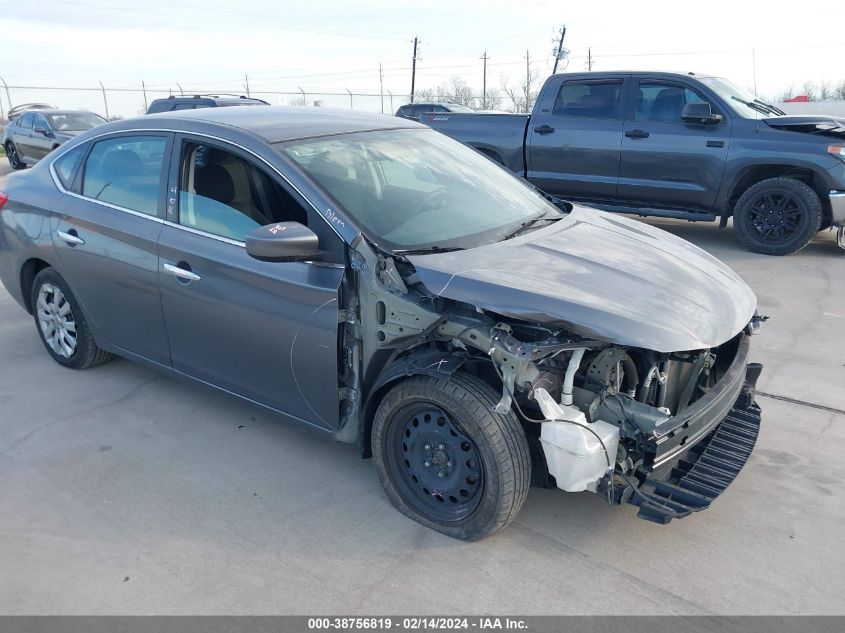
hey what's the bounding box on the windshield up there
[698,77,768,118]
[279,128,556,251]
[46,112,107,131]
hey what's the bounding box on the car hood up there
[53,130,82,143]
[763,115,845,139]
[408,206,757,353]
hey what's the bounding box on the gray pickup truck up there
[421,71,845,255]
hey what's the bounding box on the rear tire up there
[733,177,822,255]
[5,142,26,170]
[372,373,530,540]
[30,268,113,369]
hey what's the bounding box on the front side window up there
[636,82,709,122]
[178,142,308,242]
[45,112,106,131]
[18,112,34,129]
[54,144,87,189]
[553,81,624,119]
[280,128,556,251]
[32,113,50,132]
[81,136,167,215]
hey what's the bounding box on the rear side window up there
[146,101,171,114]
[19,112,35,129]
[81,136,168,216]
[553,81,624,119]
[171,103,196,111]
[53,144,87,189]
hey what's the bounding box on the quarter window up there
[81,136,167,216]
[553,81,624,119]
[636,82,710,122]
[177,142,308,242]
[53,144,87,189]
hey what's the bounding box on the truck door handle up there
[625,129,650,139]
[706,140,725,148]
[533,125,555,135]
[57,229,85,246]
[163,262,201,282]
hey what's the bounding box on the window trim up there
[551,78,626,121]
[47,127,347,251]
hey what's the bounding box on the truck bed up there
[419,112,529,175]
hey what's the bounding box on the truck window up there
[552,81,623,119]
[636,82,709,122]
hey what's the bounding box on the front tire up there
[733,177,822,255]
[5,142,26,170]
[31,268,113,369]
[372,373,530,540]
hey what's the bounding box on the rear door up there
[13,112,35,160]
[526,76,627,200]
[156,134,344,429]
[617,78,731,211]
[51,132,173,364]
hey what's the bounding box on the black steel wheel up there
[5,142,26,170]
[372,373,530,540]
[733,177,822,255]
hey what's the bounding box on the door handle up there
[625,129,650,139]
[706,140,725,148]
[57,229,85,246]
[533,124,555,135]
[163,263,201,282]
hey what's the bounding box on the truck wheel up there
[31,268,113,369]
[371,373,530,541]
[733,177,822,255]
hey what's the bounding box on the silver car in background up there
[4,109,107,170]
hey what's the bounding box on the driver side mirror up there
[682,102,723,125]
[33,126,49,135]
[245,221,320,262]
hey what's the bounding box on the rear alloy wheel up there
[5,142,25,170]
[372,373,530,540]
[733,177,822,255]
[31,268,113,369]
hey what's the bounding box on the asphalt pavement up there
[1,160,843,614]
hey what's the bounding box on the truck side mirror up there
[682,102,723,125]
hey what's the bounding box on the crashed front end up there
[431,313,763,524]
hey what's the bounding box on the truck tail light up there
[0,191,8,211]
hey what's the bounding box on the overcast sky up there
[3,0,845,116]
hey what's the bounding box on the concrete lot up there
[1,160,843,615]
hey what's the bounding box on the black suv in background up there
[146,94,270,114]
[396,102,474,121]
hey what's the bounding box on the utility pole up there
[587,48,593,71]
[244,73,250,98]
[0,77,11,111]
[552,25,567,74]
[480,51,489,109]
[99,81,110,120]
[379,63,385,114]
[525,50,531,113]
[410,36,419,103]
[141,80,148,111]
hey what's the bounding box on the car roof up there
[141,105,422,142]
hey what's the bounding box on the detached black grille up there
[630,385,762,524]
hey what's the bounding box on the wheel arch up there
[722,163,831,227]
[359,347,475,458]
[20,258,53,314]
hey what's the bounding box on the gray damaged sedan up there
[0,107,764,539]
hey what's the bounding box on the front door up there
[526,77,626,201]
[51,133,173,365]
[29,112,55,161]
[617,78,731,211]
[157,135,344,429]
